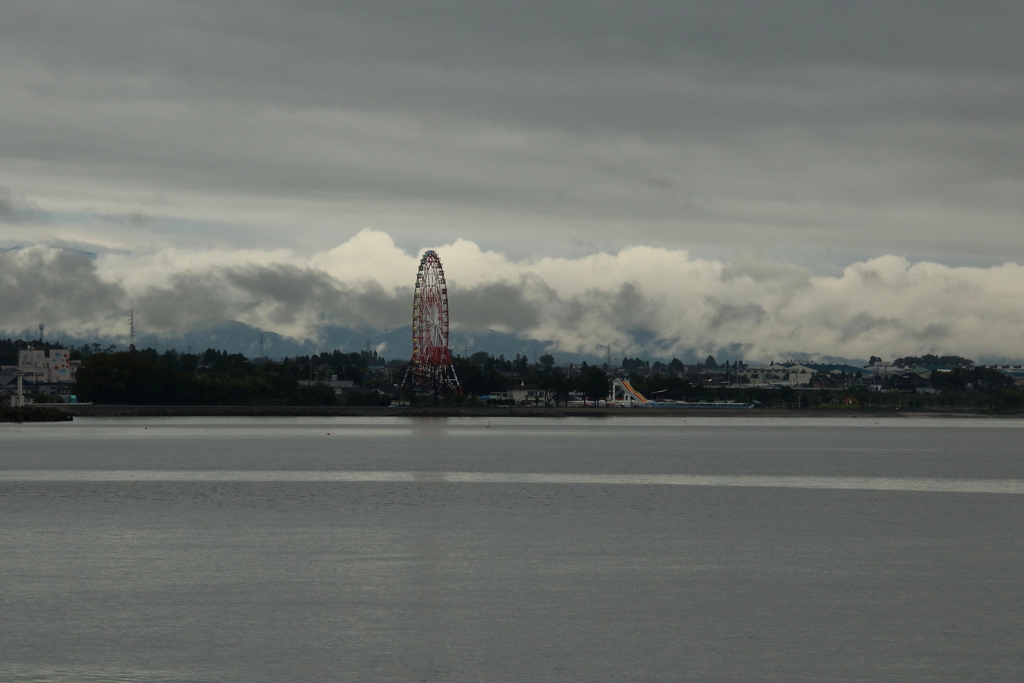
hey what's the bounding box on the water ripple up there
[0,665,209,683]
[2,470,1023,493]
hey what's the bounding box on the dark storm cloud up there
[834,312,904,343]
[135,264,413,332]
[831,312,952,347]
[909,323,953,343]
[553,282,659,337]
[2,1,1022,261]
[134,265,548,335]
[706,302,769,331]
[0,247,125,330]
[451,281,542,330]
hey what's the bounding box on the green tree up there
[577,365,610,404]
[542,368,571,406]
[75,352,197,404]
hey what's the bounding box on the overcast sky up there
[2,1,1023,360]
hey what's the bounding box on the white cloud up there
[5,230,1024,362]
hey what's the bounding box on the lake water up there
[2,417,1024,682]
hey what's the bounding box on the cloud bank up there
[4,230,1024,362]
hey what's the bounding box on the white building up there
[18,347,77,383]
[483,384,551,405]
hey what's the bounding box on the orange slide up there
[618,379,650,404]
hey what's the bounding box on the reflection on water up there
[3,469,1024,493]
[0,665,208,683]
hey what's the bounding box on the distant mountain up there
[159,320,315,358]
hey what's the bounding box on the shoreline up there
[40,405,1018,419]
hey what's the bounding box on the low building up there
[375,384,402,402]
[509,383,550,405]
[893,372,931,393]
[810,373,840,389]
[740,366,786,386]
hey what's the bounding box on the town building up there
[740,363,817,386]
[0,346,79,403]
[18,346,78,383]
[481,383,551,405]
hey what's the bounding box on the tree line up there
[6,338,1022,411]
[74,349,340,405]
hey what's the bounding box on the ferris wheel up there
[404,250,460,395]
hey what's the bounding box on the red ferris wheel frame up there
[404,250,460,395]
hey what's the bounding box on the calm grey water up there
[2,417,1023,682]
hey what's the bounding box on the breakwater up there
[0,406,74,422]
